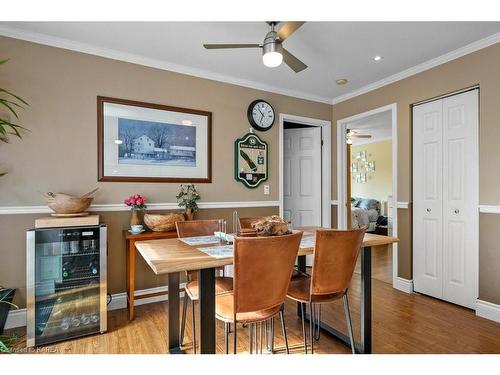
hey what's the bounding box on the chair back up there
[310,228,365,296]
[176,219,221,281]
[233,232,302,313]
[175,219,220,238]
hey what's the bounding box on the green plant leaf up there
[0,88,28,106]
[0,59,9,65]
[0,99,20,119]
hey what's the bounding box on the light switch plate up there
[264,184,270,195]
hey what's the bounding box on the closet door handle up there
[426,208,431,213]
[454,209,460,214]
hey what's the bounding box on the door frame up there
[279,113,331,228]
[336,103,398,288]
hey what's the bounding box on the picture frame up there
[97,96,212,183]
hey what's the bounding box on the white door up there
[441,91,478,309]
[413,99,444,299]
[413,89,478,309]
[283,127,322,227]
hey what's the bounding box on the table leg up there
[301,246,372,354]
[198,268,216,354]
[127,239,135,321]
[360,246,372,354]
[296,255,307,316]
[168,272,182,354]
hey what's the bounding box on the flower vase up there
[130,208,142,226]
[185,208,194,221]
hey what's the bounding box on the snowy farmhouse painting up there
[118,118,196,167]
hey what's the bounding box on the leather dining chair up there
[215,232,302,354]
[176,219,233,354]
[286,228,365,354]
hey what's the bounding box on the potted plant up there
[0,286,17,353]
[124,194,147,226]
[176,184,200,220]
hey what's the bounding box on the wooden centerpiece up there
[42,188,98,217]
[144,213,185,232]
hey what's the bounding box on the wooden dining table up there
[134,227,399,354]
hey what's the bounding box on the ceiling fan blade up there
[276,21,305,41]
[282,48,308,73]
[203,43,261,49]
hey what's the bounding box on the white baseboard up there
[4,284,185,330]
[393,277,414,294]
[476,299,500,323]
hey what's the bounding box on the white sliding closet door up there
[413,89,478,309]
[413,100,444,299]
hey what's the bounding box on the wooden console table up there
[124,230,177,320]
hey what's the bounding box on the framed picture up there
[97,96,212,182]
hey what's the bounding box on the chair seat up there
[287,277,345,304]
[215,292,282,324]
[185,276,233,300]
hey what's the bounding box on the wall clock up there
[247,99,275,132]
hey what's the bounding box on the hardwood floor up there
[8,269,500,354]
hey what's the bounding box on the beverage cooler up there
[26,225,107,347]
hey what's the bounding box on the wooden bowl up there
[42,188,98,215]
[144,213,185,232]
[45,194,93,214]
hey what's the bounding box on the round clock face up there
[248,100,275,131]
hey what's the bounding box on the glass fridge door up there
[33,226,102,346]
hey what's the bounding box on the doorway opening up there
[279,113,331,229]
[337,104,398,288]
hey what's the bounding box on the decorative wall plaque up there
[234,132,268,188]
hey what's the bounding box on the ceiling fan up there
[203,21,308,73]
[346,129,372,144]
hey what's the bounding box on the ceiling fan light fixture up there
[336,78,348,85]
[262,34,283,68]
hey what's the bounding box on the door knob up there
[454,209,460,214]
[426,208,431,212]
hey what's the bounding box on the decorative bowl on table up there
[144,213,185,232]
[252,215,290,236]
[42,188,98,216]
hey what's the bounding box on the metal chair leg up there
[300,302,308,354]
[249,323,253,354]
[343,293,356,354]
[233,319,237,354]
[225,322,230,354]
[270,317,275,353]
[314,304,321,341]
[309,301,314,354]
[191,299,196,354]
[180,293,188,345]
[259,322,263,354]
[279,309,290,354]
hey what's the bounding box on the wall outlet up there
[263,184,270,195]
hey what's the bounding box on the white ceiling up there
[1,22,499,103]
[347,110,392,145]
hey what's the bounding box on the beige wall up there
[0,36,330,308]
[0,36,331,205]
[351,139,392,205]
[332,43,500,304]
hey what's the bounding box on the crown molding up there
[0,200,280,215]
[331,32,500,105]
[0,25,331,105]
